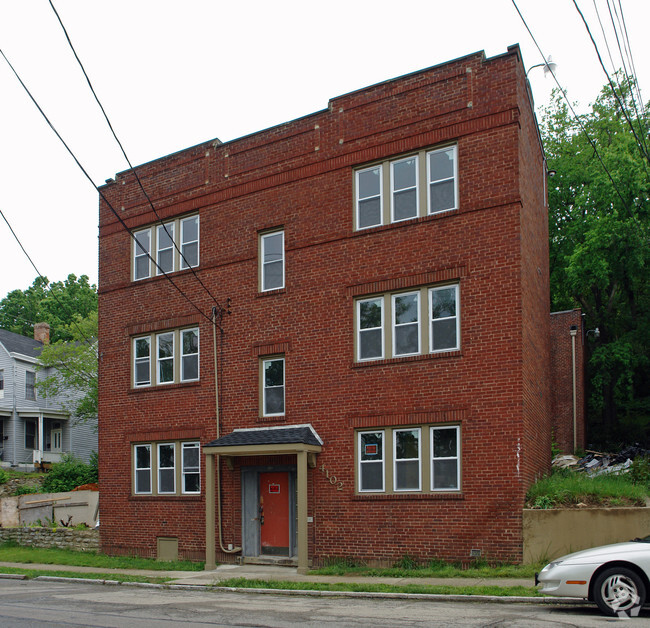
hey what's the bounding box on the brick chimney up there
[34,322,50,345]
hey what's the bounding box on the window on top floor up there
[260,230,285,292]
[133,214,199,281]
[0,369,4,399]
[355,284,459,362]
[25,371,36,401]
[354,145,457,230]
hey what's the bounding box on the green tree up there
[0,274,97,342]
[36,311,98,424]
[542,79,650,445]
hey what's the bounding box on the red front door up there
[259,471,290,555]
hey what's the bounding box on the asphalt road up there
[0,579,644,627]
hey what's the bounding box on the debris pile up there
[552,444,650,477]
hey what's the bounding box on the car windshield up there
[632,535,650,542]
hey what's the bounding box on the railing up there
[32,450,63,464]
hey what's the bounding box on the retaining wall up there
[0,528,99,552]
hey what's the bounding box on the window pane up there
[429,149,455,180]
[395,324,418,355]
[135,256,150,280]
[159,360,173,383]
[181,242,198,268]
[396,430,419,459]
[361,462,383,491]
[136,445,150,469]
[158,469,174,493]
[182,216,199,242]
[395,294,418,324]
[393,189,417,221]
[263,233,283,263]
[183,445,199,470]
[159,444,174,467]
[360,299,382,329]
[395,460,420,490]
[429,180,455,213]
[158,334,173,358]
[135,361,150,385]
[264,387,284,415]
[182,355,198,381]
[358,167,381,198]
[264,359,284,387]
[182,329,198,354]
[264,260,283,290]
[184,473,200,493]
[158,224,173,249]
[358,198,381,229]
[136,469,151,493]
[181,216,199,268]
[360,432,383,461]
[135,229,150,253]
[157,248,173,274]
[393,157,416,190]
[433,428,458,458]
[433,460,458,490]
[432,319,457,351]
[432,288,456,318]
[359,328,382,360]
[135,338,150,359]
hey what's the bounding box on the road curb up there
[0,573,589,605]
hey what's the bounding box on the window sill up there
[129,380,201,394]
[132,266,199,286]
[352,350,462,368]
[352,492,463,501]
[353,208,458,236]
[257,288,286,298]
[129,494,203,502]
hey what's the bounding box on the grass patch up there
[526,469,648,509]
[0,543,203,571]
[0,565,171,584]
[310,558,540,579]
[215,577,541,597]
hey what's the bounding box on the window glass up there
[157,333,174,384]
[181,329,199,381]
[262,231,284,291]
[134,337,151,387]
[180,216,199,269]
[357,166,382,229]
[392,157,418,222]
[359,431,384,491]
[156,223,174,274]
[182,442,200,493]
[0,369,4,398]
[25,371,35,400]
[25,420,37,450]
[432,427,459,490]
[393,292,420,356]
[158,443,176,494]
[263,358,285,416]
[394,428,421,491]
[135,444,152,494]
[358,298,383,360]
[134,229,151,280]
[430,286,459,352]
[428,147,457,214]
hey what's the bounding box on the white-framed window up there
[156,222,175,275]
[391,156,419,222]
[134,444,152,494]
[262,357,285,416]
[356,165,382,229]
[25,370,36,400]
[392,292,420,357]
[357,297,384,361]
[260,230,285,291]
[394,428,421,491]
[133,327,199,388]
[429,285,460,352]
[133,441,200,496]
[357,425,460,494]
[134,337,151,387]
[427,146,458,215]
[354,145,457,230]
[358,431,384,492]
[181,328,199,382]
[157,443,176,494]
[355,284,459,362]
[0,369,4,399]
[431,426,460,491]
[132,214,199,281]
[156,332,175,385]
[182,442,201,494]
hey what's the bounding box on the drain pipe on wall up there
[213,307,241,556]
[570,325,578,453]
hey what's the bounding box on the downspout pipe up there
[212,307,241,556]
[570,326,578,453]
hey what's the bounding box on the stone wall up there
[0,528,99,552]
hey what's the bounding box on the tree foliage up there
[0,274,97,342]
[36,311,98,424]
[542,79,650,445]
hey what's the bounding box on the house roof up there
[206,425,322,448]
[0,328,43,358]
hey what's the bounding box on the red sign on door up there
[268,484,281,494]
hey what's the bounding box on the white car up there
[536,537,650,617]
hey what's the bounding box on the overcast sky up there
[0,0,648,302]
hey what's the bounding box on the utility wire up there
[48,0,224,314]
[510,0,629,210]
[0,47,216,327]
[572,0,650,165]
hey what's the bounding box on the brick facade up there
[98,45,555,565]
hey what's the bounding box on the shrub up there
[41,454,98,493]
[629,456,650,488]
[13,486,39,496]
[0,468,8,485]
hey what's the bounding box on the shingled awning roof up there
[203,424,322,456]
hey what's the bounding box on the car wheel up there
[593,567,646,617]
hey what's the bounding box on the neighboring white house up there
[0,324,97,468]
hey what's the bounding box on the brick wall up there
[98,45,549,564]
[550,310,586,453]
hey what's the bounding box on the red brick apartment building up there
[98,45,581,570]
